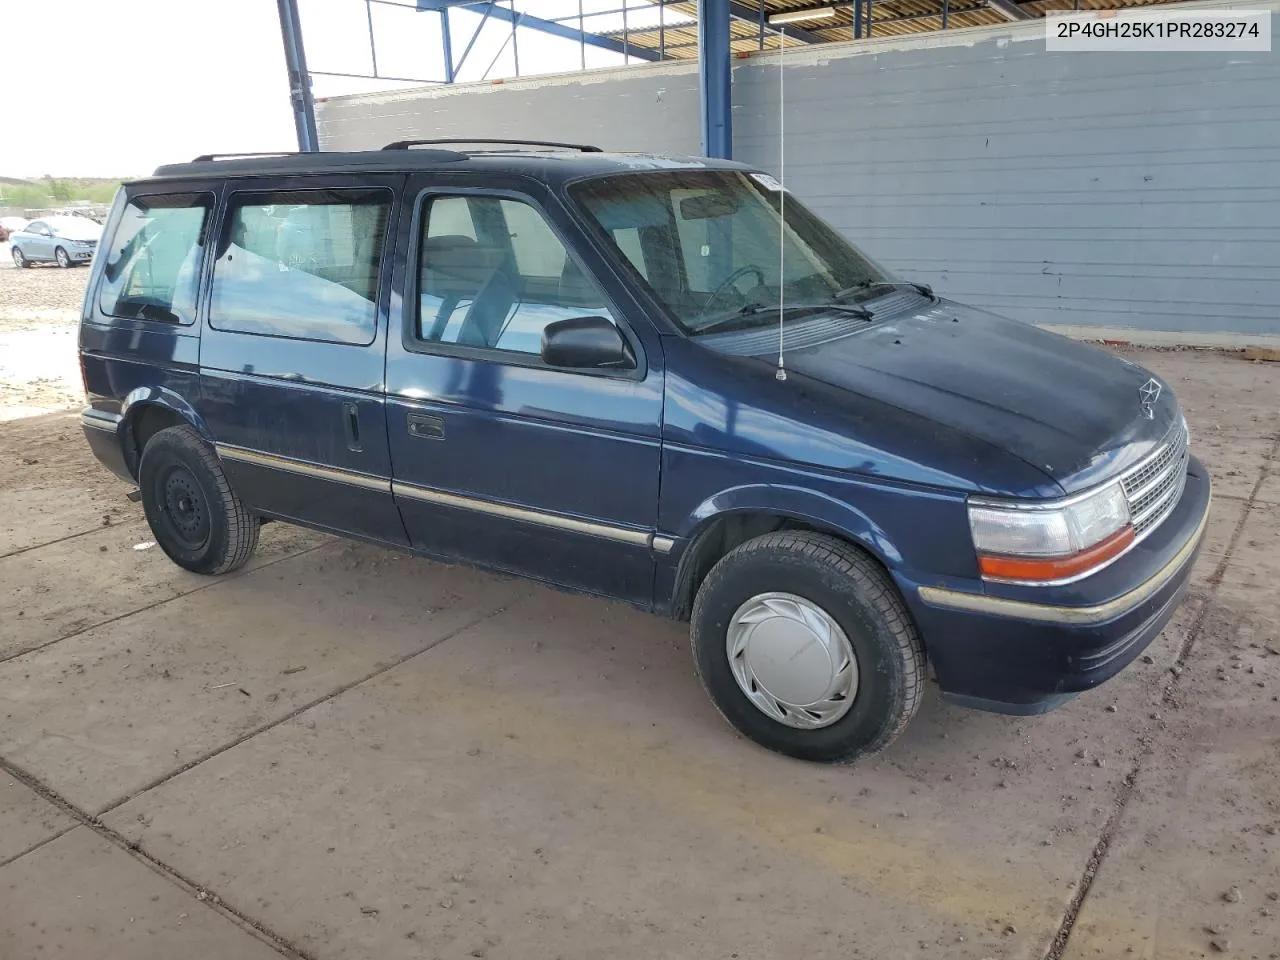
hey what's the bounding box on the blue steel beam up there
[698,0,731,158]
[416,0,661,61]
[276,0,319,151]
[725,1,823,43]
[441,7,455,81]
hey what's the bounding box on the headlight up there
[968,482,1133,584]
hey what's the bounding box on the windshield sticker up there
[751,173,785,192]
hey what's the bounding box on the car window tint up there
[611,227,648,280]
[98,194,212,325]
[416,195,616,358]
[210,188,390,345]
[27,221,46,235]
[671,188,715,291]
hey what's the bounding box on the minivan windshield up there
[571,170,893,335]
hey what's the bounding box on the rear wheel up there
[12,246,28,268]
[54,246,71,268]
[138,425,259,574]
[690,531,925,763]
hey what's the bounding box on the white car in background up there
[0,216,30,243]
[10,215,102,268]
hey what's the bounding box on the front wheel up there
[690,531,925,763]
[138,425,259,574]
[54,246,71,268]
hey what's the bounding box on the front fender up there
[676,483,904,568]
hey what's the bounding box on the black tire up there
[12,246,28,268]
[690,531,925,763]
[54,246,71,268]
[138,424,259,574]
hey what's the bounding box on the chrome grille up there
[1120,420,1189,537]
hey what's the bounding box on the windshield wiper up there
[832,279,935,303]
[693,301,872,335]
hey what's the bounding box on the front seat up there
[419,235,515,346]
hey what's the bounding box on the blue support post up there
[441,8,454,82]
[276,0,319,152]
[854,0,863,39]
[697,0,732,159]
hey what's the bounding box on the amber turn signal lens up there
[977,526,1135,582]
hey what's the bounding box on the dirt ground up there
[0,262,89,420]
[0,268,1277,959]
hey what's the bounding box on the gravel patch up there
[0,260,92,324]
[0,263,92,419]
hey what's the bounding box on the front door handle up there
[407,412,445,440]
[343,402,363,452]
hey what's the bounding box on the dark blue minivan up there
[79,142,1211,762]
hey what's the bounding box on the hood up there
[773,298,1178,492]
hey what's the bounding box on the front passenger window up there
[416,195,617,358]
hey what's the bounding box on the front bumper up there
[899,456,1212,715]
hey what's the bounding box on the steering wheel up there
[695,265,767,326]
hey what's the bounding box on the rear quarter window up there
[98,193,212,325]
[208,188,391,346]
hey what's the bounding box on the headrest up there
[421,235,506,296]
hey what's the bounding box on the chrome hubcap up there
[726,592,858,729]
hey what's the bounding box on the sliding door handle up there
[407,412,445,440]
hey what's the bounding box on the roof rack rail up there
[381,138,602,153]
[191,151,305,162]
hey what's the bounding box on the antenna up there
[775,27,787,382]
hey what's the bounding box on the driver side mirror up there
[541,316,635,370]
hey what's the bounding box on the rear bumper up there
[899,456,1211,714]
[81,408,133,482]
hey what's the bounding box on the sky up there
[0,0,680,179]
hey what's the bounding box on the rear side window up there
[209,188,391,345]
[98,193,211,324]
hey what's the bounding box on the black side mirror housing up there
[541,316,635,370]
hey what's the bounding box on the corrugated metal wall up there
[318,2,1280,339]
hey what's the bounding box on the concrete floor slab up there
[1257,468,1280,506]
[1061,597,1280,960]
[1,517,327,661]
[104,586,1204,960]
[0,541,528,813]
[1192,432,1275,501]
[1191,497,1246,591]
[1214,506,1280,625]
[0,346,1273,960]
[0,411,137,556]
[0,827,283,960]
[0,772,76,864]
[1130,349,1279,441]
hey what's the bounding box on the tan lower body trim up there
[215,444,390,493]
[81,409,122,433]
[918,488,1211,626]
[392,481,655,548]
[214,445,671,552]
